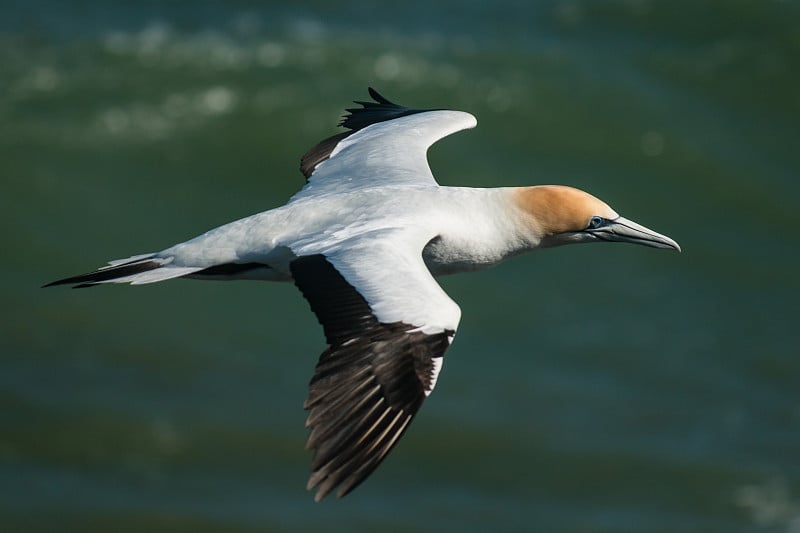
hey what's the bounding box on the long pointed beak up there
[592,217,681,251]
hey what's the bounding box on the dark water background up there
[2,1,799,531]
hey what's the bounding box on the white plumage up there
[46,88,680,501]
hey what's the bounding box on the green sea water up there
[2,1,799,531]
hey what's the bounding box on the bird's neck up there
[422,187,547,275]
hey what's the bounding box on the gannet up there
[45,88,680,501]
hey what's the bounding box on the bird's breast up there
[422,233,509,276]
[420,187,535,276]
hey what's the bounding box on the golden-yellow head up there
[514,185,680,250]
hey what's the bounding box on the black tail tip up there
[41,278,98,289]
[41,258,162,289]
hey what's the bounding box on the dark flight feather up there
[290,254,452,501]
[299,87,432,180]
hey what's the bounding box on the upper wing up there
[289,230,461,501]
[294,88,476,198]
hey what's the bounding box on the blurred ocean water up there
[2,1,799,531]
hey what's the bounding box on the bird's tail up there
[42,253,204,289]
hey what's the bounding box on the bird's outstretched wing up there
[295,88,476,197]
[289,230,461,501]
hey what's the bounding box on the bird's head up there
[515,185,681,251]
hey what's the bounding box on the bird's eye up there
[588,216,604,229]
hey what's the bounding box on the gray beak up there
[589,217,681,251]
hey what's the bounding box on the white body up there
[167,186,532,279]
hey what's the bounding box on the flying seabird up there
[45,88,681,501]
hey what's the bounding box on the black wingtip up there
[338,87,426,132]
[298,88,432,181]
[366,87,394,105]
